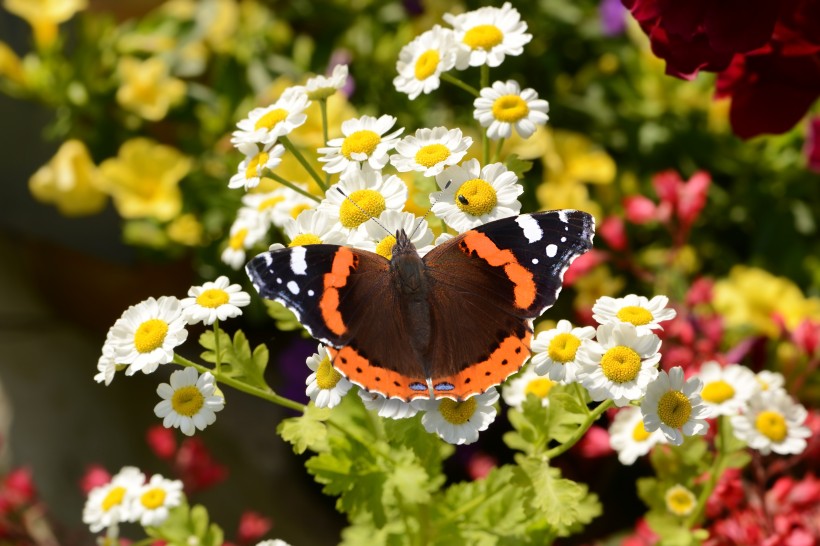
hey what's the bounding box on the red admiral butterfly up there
[246,210,594,402]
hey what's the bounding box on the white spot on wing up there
[558,210,569,223]
[532,258,539,264]
[546,244,558,258]
[515,215,543,243]
[308,289,315,296]
[561,237,567,242]
[276,278,282,284]
[287,280,300,295]
[290,246,308,275]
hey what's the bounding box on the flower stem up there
[545,399,613,459]
[441,72,480,97]
[173,354,306,413]
[319,98,332,188]
[493,137,505,163]
[265,171,321,202]
[480,65,490,164]
[213,320,221,375]
[280,136,328,192]
[685,415,727,528]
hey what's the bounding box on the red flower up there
[562,249,606,286]
[805,117,820,172]
[623,195,658,225]
[237,511,273,544]
[574,425,614,458]
[599,216,628,251]
[79,465,111,495]
[147,425,178,460]
[175,437,228,493]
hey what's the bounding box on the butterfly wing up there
[422,210,595,400]
[246,245,430,400]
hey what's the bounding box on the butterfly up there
[246,210,595,402]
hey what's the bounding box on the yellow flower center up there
[547,333,581,363]
[414,49,441,80]
[524,378,555,399]
[229,228,248,250]
[632,420,652,442]
[101,486,126,512]
[290,203,313,219]
[134,319,169,353]
[140,487,167,510]
[701,380,736,405]
[257,196,285,211]
[665,485,696,517]
[316,356,342,390]
[171,385,205,417]
[756,377,770,391]
[245,151,269,179]
[491,95,529,123]
[339,189,386,228]
[463,24,504,50]
[455,178,497,217]
[254,108,289,131]
[341,130,381,160]
[414,143,451,168]
[616,306,654,326]
[657,390,692,429]
[600,346,642,383]
[196,288,229,309]
[375,235,397,259]
[755,410,788,442]
[439,396,477,425]
[289,233,323,247]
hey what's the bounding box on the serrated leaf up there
[277,404,331,454]
[504,153,534,178]
[264,299,305,332]
[518,456,601,536]
[503,388,590,455]
[382,416,453,477]
[382,448,434,506]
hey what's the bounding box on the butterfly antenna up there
[409,179,451,240]
[336,187,391,236]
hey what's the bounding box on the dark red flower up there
[175,437,228,493]
[237,511,273,544]
[805,117,820,172]
[147,425,177,460]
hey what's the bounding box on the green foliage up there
[503,387,588,455]
[145,501,224,546]
[199,326,269,389]
[263,300,306,333]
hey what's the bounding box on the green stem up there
[573,383,591,416]
[545,399,613,459]
[480,65,490,165]
[319,98,332,188]
[685,415,727,528]
[265,171,321,202]
[492,137,505,163]
[280,136,328,192]
[440,72,481,97]
[173,354,306,413]
[212,320,221,375]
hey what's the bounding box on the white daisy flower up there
[695,361,758,417]
[83,466,145,532]
[228,142,286,191]
[501,365,555,410]
[318,169,408,230]
[131,474,183,527]
[665,484,697,517]
[592,294,677,334]
[576,322,661,407]
[154,368,225,436]
[181,276,251,326]
[430,159,523,233]
[642,366,712,446]
[530,320,596,383]
[608,406,665,465]
[359,389,419,419]
[473,80,549,140]
[231,88,310,146]
[221,214,268,270]
[414,388,499,445]
[394,25,458,100]
[730,389,810,455]
[240,187,316,229]
[444,2,532,69]
[306,345,352,409]
[94,344,119,386]
[391,126,472,178]
[302,63,348,100]
[348,210,434,259]
[318,115,403,174]
[256,540,292,546]
[283,208,348,247]
[755,370,786,394]
[107,297,188,376]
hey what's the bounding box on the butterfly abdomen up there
[390,230,433,372]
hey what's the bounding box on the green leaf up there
[382,447,435,506]
[277,404,331,454]
[645,512,700,546]
[200,327,269,388]
[503,387,588,455]
[504,153,534,179]
[264,299,305,332]
[518,456,602,536]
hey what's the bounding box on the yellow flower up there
[29,140,107,216]
[4,0,87,47]
[573,266,625,313]
[536,180,602,219]
[713,266,820,337]
[541,129,616,186]
[99,138,191,221]
[116,57,186,121]
[167,214,204,246]
[203,0,239,53]
[0,41,24,85]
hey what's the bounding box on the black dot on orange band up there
[375,377,381,381]
[464,378,471,384]
[514,347,521,354]
[341,357,348,364]
[393,381,400,387]
[356,367,362,373]
[485,371,491,376]
[501,359,508,365]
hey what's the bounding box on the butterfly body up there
[247,210,595,402]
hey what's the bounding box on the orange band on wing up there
[319,247,357,336]
[328,346,429,402]
[462,231,536,310]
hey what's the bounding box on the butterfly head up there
[392,229,416,260]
